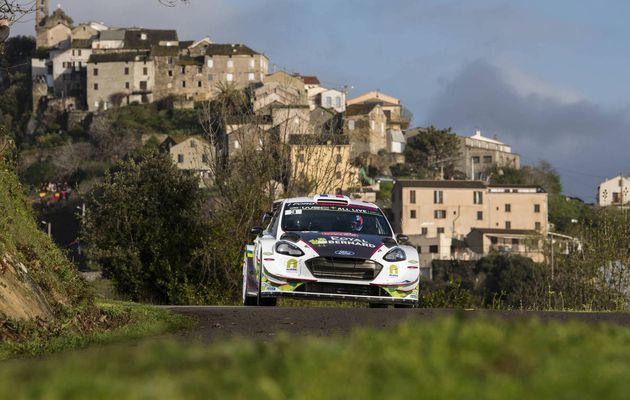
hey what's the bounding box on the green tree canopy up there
[403,126,461,179]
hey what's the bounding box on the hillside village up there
[18,2,619,279]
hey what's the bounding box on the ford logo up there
[335,250,355,256]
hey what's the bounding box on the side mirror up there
[396,234,409,243]
[261,211,273,224]
[250,227,263,237]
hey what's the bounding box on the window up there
[226,73,233,82]
[78,50,82,56]
[125,82,130,89]
[370,120,375,130]
[491,236,498,245]
[336,96,342,108]
[234,140,240,149]
[182,81,186,88]
[93,83,98,90]
[197,66,203,74]
[381,122,385,133]
[207,59,213,68]
[72,50,75,56]
[93,68,98,76]
[124,67,129,75]
[227,59,234,68]
[168,70,173,77]
[421,227,428,235]
[325,96,332,107]
[483,155,492,163]
[140,81,147,90]
[535,222,541,231]
[249,59,255,68]
[181,66,186,74]
[177,154,184,163]
[434,190,443,204]
[168,57,173,65]
[410,210,416,219]
[505,221,511,229]
[505,204,511,212]
[248,72,255,81]
[417,246,422,254]
[429,245,438,254]
[512,238,519,245]
[473,191,483,204]
[472,156,480,164]
[335,172,342,179]
[437,227,445,234]
[336,154,342,163]
[534,204,541,213]
[434,210,446,219]
[190,141,196,148]
[410,190,416,204]
[198,81,202,87]
[477,211,483,220]
[202,154,209,163]
[143,67,148,75]
[348,120,355,130]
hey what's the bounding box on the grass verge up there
[3,315,630,399]
[0,300,192,360]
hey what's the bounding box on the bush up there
[20,159,58,186]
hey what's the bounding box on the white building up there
[598,175,630,207]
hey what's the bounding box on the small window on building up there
[410,210,416,219]
[437,227,445,234]
[93,68,98,76]
[370,120,375,130]
[348,120,355,131]
[93,83,98,90]
[325,96,332,107]
[381,122,385,133]
[168,70,173,77]
[429,245,438,254]
[207,59,213,68]
[227,59,234,68]
[434,190,443,204]
[472,156,480,164]
[234,140,240,149]
[197,66,203,74]
[335,171,342,179]
[249,59,255,68]
[208,74,213,81]
[534,204,540,213]
[182,81,186,88]
[202,154,209,163]
[143,67,148,75]
[473,191,483,204]
[421,227,428,235]
[124,67,129,75]
[505,221,512,229]
[125,82,130,89]
[248,72,255,81]
[417,246,422,254]
[168,57,173,65]
[505,204,511,212]
[434,210,446,219]
[535,221,541,231]
[483,155,492,163]
[335,154,342,163]
[410,190,416,204]
[512,238,519,245]
[177,154,184,163]
[226,73,233,82]
[190,140,196,148]
[336,96,342,108]
[477,211,483,220]
[198,81,202,87]
[491,236,498,245]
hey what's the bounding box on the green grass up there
[3,315,630,399]
[0,300,192,360]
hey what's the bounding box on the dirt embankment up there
[0,253,53,320]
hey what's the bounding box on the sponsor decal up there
[389,265,399,277]
[287,259,298,271]
[309,236,376,248]
[263,252,273,256]
[309,238,328,246]
[284,209,302,215]
[408,260,419,264]
[321,232,359,237]
[334,250,355,256]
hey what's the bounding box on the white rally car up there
[242,195,420,307]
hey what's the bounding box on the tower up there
[35,0,49,28]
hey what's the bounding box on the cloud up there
[425,61,630,200]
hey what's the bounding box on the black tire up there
[394,303,415,308]
[368,303,389,308]
[259,297,277,307]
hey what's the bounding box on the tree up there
[403,126,461,179]
[82,152,214,303]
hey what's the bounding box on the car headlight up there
[383,247,406,262]
[275,242,305,257]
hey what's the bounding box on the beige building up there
[456,130,521,180]
[391,180,548,270]
[598,175,630,207]
[166,136,214,185]
[347,91,404,131]
[289,134,359,195]
[35,2,73,49]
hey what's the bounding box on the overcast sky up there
[13,0,630,201]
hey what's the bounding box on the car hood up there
[297,231,389,259]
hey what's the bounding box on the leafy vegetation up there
[0,300,191,360]
[82,152,218,304]
[2,316,630,399]
[400,126,461,179]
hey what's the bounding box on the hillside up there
[0,163,87,320]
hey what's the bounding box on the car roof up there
[275,195,380,210]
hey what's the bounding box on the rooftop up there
[345,103,378,117]
[396,180,487,189]
[124,29,178,49]
[205,43,260,56]
[88,51,151,63]
[288,134,350,146]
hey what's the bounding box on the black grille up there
[297,282,387,297]
[306,257,383,281]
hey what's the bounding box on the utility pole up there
[550,237,555,281]
[471,157,475,180]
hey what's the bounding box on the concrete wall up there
[87,58,155,111]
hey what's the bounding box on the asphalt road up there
[162,306,630,342]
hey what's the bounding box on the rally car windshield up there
[281,203,392,236]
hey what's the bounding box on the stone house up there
[347,91,403,131]
[35,2,73,49]
[455,130,521,180]
[344,103,388,158]
[598,175,630,207]
[167,136,214,186]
